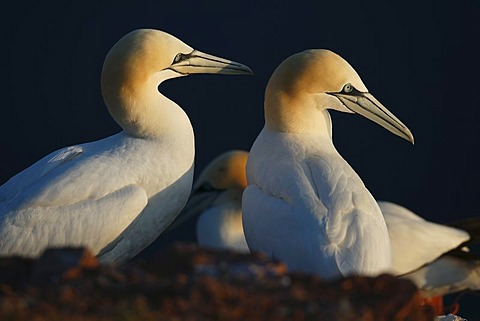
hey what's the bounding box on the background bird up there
[167,150,249,252]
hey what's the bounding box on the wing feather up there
[0,146,84,205]
[243,184,342,277]
[0,184,148,257]
[1,138,133,211]
[303,156,391,277]
[379,201,470,275]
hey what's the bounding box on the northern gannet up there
[0,29,252,264]
[242,49,414,278]
[167,150,249,252]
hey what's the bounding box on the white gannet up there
[0,29,252,264]
[242,49,414,279]
[167,150,249,252]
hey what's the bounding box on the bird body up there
[196,188,248,252]
[0,131,194,263]
[0,29,252,263]
[379,201,480,297]
[243,49,414,278]
[379,201,470,275]
[244,125,392,278]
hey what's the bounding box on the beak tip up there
[400,130,415,145]
[404,132,414,145]
[242,66,254,75]
[408,132,415,145]
[218,63,253,76]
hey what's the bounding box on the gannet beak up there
[169,50,253,76]
[329,89,414,144]
[165,186,223,232]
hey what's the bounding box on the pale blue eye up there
[344,83,353,93]
[173,53,183,63]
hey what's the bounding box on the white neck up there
[102,70,191,139]
[265,93,333,139]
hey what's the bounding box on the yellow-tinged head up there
[195,150,249,191]
[265,49,414,143]
[101,29,191,92]
[102,29,253,90]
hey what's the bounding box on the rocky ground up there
[0,243,475,320]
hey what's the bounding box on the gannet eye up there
[343,83,353,93]
[173,53,184,64]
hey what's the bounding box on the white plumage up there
[379,201,470,275]
[0,29,252,264]
[379,201,480,297]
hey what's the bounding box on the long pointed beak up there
[331,91,414,144]
[165,188,223,233]
[169,50,253,76]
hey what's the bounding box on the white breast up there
[243,126,391,278]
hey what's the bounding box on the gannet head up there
[265,49,414,143]
[166,150,248,232]
[101,29,252,137]
[195,150,248,191]
[102,29,253,85]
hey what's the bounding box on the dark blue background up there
[2,1,479,222]
[0,1,479,314]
